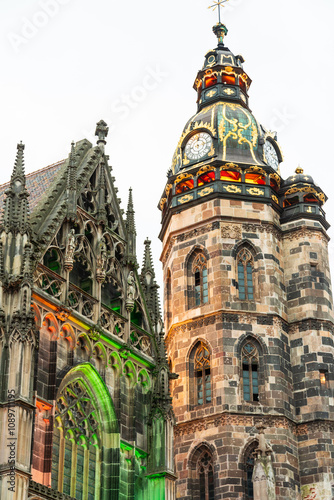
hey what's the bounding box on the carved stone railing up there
[29,480,75,499]
[68,284,98,321]
[130,325,153,357]
[100,305,126,340]
[34,264,65,300]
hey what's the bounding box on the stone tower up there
[159,22,334,500]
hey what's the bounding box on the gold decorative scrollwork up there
[192,120,216,138]
[221,162,241,172]
[175,173,192,184]
[160,198,167,210]
[179,194,194,204]
[246,166,266,176]
[224,185,242,194]
[198,187,214,197]
[284,185,324,203]
[219,103,259,163]
[208,143,215,157]
[165,184,172,197]
[183,153,190,165]
[196,165,215,177]
[270,173,281,187]
[247,187,264,196]
[271,195,279,204]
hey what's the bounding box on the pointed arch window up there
[237,248,254,300]
[195,344,211,405]
[193,253,208,307]
[197,450,214,500]
[244,443,257,500]
[242,342,259,402]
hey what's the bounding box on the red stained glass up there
[304,195,318,203]
[245,173,266,185]
[205,75,217,88]
[270,179,279,192]
[198,171,215,186]
[175,179,194,194]
[220,170,241,182]
[222,74,235,85]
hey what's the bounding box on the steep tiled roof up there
[0,160,65,212]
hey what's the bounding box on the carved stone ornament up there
[221,223,242,240]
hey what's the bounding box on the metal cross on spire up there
[208,0,229,24]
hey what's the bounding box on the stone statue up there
[256,423,273,457]
[65,229,76,260]
[127,271,136,301]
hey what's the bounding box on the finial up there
[95,120,109,148]
[12,141,26,180]
[208,0,229,24]
[295,166,304,174]
[126,187,136,234]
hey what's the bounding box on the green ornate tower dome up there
[170,22,283,176]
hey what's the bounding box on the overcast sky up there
[0,0,333,289]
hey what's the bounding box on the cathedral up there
[0,13,334,500]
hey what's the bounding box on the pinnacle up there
[126,187,136,234]
[11,141,26,180]
[142,238,155,277]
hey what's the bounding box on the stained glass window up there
[237,248,254,301]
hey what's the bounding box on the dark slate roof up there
[0,160,65,212]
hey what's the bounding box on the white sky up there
[0,0,333,290]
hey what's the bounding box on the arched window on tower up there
[197,449,214,500]
[190,253,208,307]
[242,342,259,402]
[189,445,215,500]
[195,343,211,406]
[237,248,254,300]
[244,442,258,500]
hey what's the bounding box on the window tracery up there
[192,253,208,307]
[197,450,214,500]
[52,380,101,499]
[242,342,259,402]
[195,343,211,405]
[237,248,254,300]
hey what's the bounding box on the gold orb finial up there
[295,166,304,174]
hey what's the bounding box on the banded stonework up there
[159,21,334,500]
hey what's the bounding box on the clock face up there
[185,132,212,161]
[264,140,279,170]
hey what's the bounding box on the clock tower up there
[159,21,334,500]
